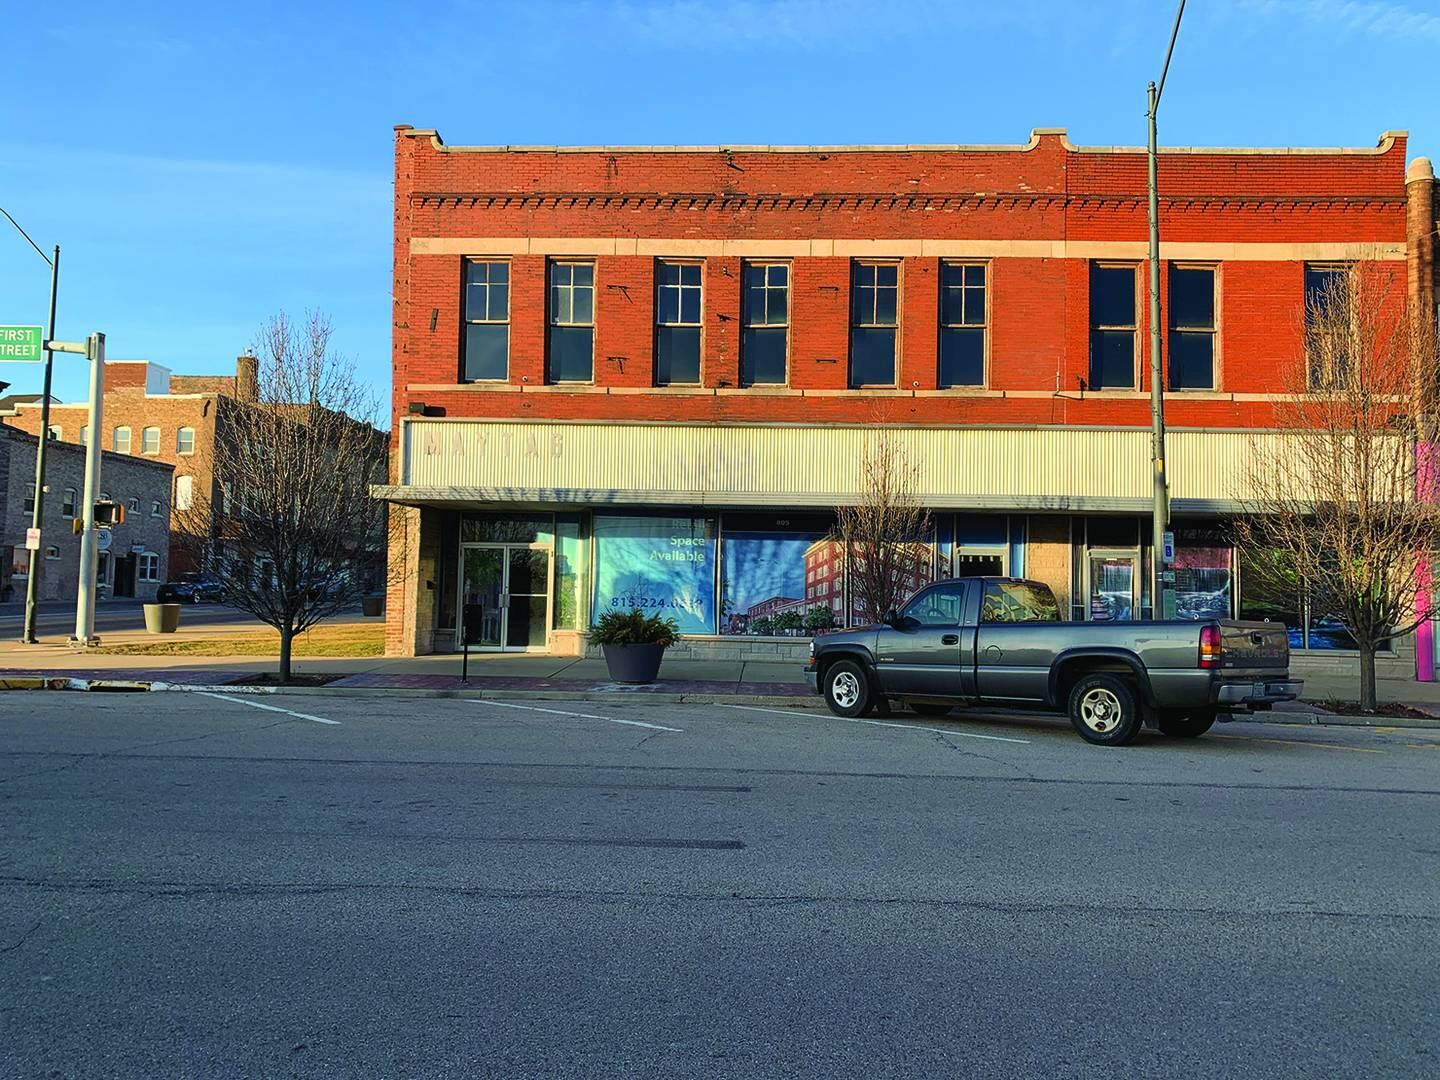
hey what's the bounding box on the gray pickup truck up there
[803,576,1301,746]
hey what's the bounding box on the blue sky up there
[2,0,1436,409]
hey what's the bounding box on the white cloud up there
[1240,0,1440,43]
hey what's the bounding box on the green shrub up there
[590,608,680,648]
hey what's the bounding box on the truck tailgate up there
[1218,620,1289,670]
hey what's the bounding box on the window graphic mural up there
[592,515,717,634]
[721,517,842,636]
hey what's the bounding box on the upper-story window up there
[126,496,140,514]
[62,487,77,518]
[1305,263,1351,389]
[655,261,702,386]
[742,263,789,385]
[112,426,132,455]
[175,474,194,511]
[176,427,196,455]
[939,262,987,388]
[1169,265,1217,391]
[47,425,61,441]
[141,426,161,455]
[850,261,899,387]
[1089,263,1138,389]
[548,260,594,383]
[23,483,35,514]
[463,259,510,381]
[151,499,163,517]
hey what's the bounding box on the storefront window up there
[553,514,588,630]
[847,540,934,627]
[1239,548,1305,650]
[1088,556,1136,621]
[592,515,716,634]
[1173,528,1233,621]
[461,513,553,545]
[720,514,837,636]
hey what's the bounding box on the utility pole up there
[46,333,106,647]
[1147,0,1186,619]
[21,245,59,643]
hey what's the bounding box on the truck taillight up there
[1199,625,1222,669]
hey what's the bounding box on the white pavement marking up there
[467,698,682,733]
[197,692,342,726]
[716,703,1030,744]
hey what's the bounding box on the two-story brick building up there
[1,425,172,603]
[377,125,1439,680]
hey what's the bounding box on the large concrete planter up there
[143,603,182,634]
[361,595,384,618]
[601,643,666,684]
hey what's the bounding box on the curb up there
[1237,711,1440,731]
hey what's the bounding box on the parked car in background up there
[155,572,225,605]
[805,577,1301,747]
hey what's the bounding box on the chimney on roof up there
[236,353,258,402]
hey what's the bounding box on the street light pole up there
[21,244,59,643]
[1148,0,1186,619]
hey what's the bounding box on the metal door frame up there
[457,541,553,652]
[1084,548,1140,622]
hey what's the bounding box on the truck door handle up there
[941,634,959,645]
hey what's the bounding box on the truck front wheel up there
[823,660,874,718]
[1157,710,1216,738]
[1067,673,1142,746]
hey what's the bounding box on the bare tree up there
[1237,268,1440,711]
[835,428,933,624]
[177,312,388,681]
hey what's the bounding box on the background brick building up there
[378,125,1439,677]
[1,426,172,603]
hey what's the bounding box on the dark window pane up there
[656,326,701,385]
[939,328,984,387]
[964,264,984,286]
[767,264,787,288]
[1168,331,1213,390]
[874,283,898,326]
[550,263,571,287]
[852,283,871,324]
[465,261,489,287]
[1305,266,1345,315]
[680,288,701,324]
[1090,265,1136,328]
[850,327,896,386]
[550,285,571,324]
[573,263,593,287]
[744,264,766,289]
[490,262,508,284]
[680,263,701,285]
[489,284,508,320]
[549,325,593,382]
[658,288,680,324]
[743,327,787,384]
[876,264,898,287]
[572,286,594,325]
[464,324,509,381]
[1170,267,1214,329]
[1089,331,1134,388]
[744,284,764,324]
[963,284,985,326]
[941,285,964,326]
[658,262,680,285]
[854,263,875,288]
[767,283,787,325]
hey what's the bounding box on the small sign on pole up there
[1162,530,1176,564]
[0,326,44,363]
[24,527,41,551]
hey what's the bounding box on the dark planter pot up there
[601,642,666,684]
[361,595,384,617]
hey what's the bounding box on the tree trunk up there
[1358,639,1378,713]
[279,624,294,684]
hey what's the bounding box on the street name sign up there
[0,326,44,362]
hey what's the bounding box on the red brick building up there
[379,125,1439,676]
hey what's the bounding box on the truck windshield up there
[980,581,1061,623]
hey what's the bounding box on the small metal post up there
[72,333,105,647]
[20,244,58,643]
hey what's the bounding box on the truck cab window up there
[901,582,966,626]
[981,580,1061,623]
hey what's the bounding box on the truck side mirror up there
[882,607,900,627]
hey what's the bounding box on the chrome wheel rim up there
[1079,687,1124,734]
[832,671,861,709]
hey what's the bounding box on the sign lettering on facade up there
[0,326,44,362]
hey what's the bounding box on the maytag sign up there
[0,326,44,362]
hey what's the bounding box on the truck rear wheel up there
[1158,710,1216,738]
[1067,673,1142,747]
[823,660,874,718]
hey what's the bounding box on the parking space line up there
[716,703,1029,745]
[1211,734,1381,754]
[198,692,341,726]
[467,699,682,733]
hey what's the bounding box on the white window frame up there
[113,427,132,454]
[141,426,161,455]
[176,427,196,455]
[139,552,161,582]
[1088,262,1140,391]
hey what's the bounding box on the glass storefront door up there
[460,544,551,651]
[1087,553,1137,621]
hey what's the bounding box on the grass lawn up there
[95,621,384,657]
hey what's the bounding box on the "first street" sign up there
[0,326,44,362]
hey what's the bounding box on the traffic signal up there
[93,501,125,528]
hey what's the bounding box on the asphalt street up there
[2,692,1437,1078]
[0,600,261,638]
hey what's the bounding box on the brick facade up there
[2,426,172,603]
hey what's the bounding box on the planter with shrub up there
[590,608,680,684]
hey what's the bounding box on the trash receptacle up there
[143,603,182,634]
